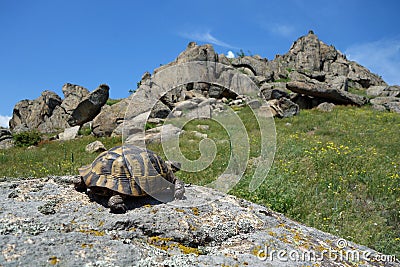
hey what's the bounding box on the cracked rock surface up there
[0,176,398,266]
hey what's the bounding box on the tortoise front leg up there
[73,176,87,192]
[108,194,127,214]
[174,178,185,199]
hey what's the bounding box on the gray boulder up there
[316,102,335,112]
[60,83,90,115]
[370,97,400,113]
[92,98,129,137]
[267,98,299,118]
[286,81,367,106]
[9,90,62,133]
[58,126,80,141]
[231,56,269,77]
[149,101,171,119]
[367,85,400,98]
[113,111,150,138]
[37,105,71,133]
[85,140,106,154]
[0,128,14,150]
[366,85,387,97]
[260,83,289,100]
[0,176,395,267]
[125,124,183,147]
[68,84,110,125]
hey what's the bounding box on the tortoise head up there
[166,160,181,173]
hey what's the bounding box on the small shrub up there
[275,77,291,83]
[106,98,121,106]
[78,127,92,136]
[236,49,246,58]
[13,131,42,147]
[145,122,158,130]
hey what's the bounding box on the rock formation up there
[1,176,397,266]
[9,90,62,133]
[8,31,399,139]
[0,128,14,149]
[9,83,109,134]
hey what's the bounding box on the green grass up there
[0,136,121,178]
[232,106,400,257]
[0,105,398,257]
[348,87,370,98]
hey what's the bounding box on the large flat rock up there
[0,177,397,266]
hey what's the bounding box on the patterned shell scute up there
[79,145,175,196]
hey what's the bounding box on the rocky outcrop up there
[265,31,386,90]
[92,102,126,137]
[8,31,398,138]
[10,83,109,134]
[367,85,400,98]
[1,176,397,267]
[370,97,400,113]
[60,83,90,115]
[0,128,14,149]
[287,81,367,106]
[9,91,62,133]
[92,96,137,137]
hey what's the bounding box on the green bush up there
[106,98,121,106]
[13,131,42,147]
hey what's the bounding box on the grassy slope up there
[0,106,398,256]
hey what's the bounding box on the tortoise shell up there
[78,145,176,196]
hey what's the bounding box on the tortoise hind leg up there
[108,194,127,214]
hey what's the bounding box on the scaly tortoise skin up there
[75,145,185,213]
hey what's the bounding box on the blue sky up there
[1,0,399,127]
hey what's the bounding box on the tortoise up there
[74,144,185,213]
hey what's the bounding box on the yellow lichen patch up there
[48,256,60,265]
[148,236,201,255]
[98,221,104,227]
[293,231,307,244]
[128,227,136,232]
[79,229,105,236]
[315,244,327,253]
[148,236,174,250]
[268,231,276,237]
[175,208,185,213]
[143,204,152,208]
[191,207,200,216]
[81,243,94,249]
[176,243,201,255]
[251,245,263,256]
[300,242,311,250]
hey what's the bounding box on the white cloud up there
[180,31,236,49]
[265,23,295,38]
[226,51,235,58]
[0,115,11,128]
[345,39,400,85]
